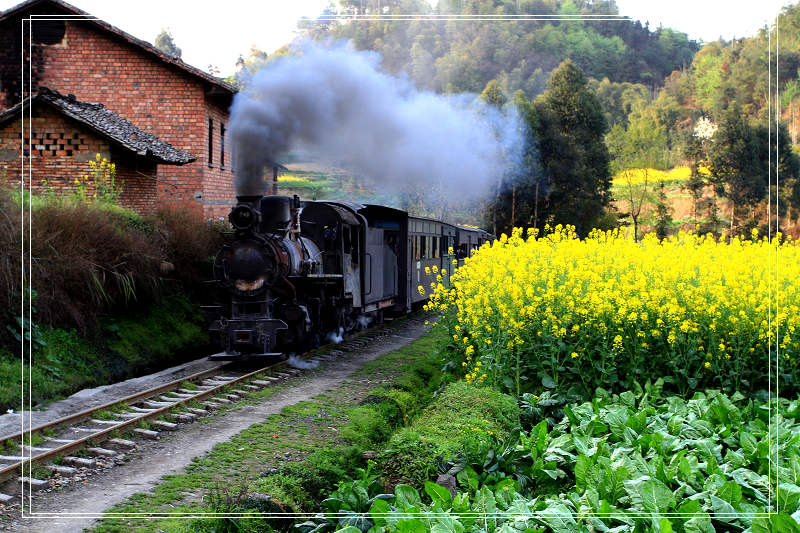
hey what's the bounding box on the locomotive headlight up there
[234,275,265,292]
[229,204,258,231]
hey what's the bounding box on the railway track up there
[0,316,420,505]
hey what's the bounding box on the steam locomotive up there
[204,194,492,360]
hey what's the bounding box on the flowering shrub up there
[425,225,797,397]
[72,153,122,204]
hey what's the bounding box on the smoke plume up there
[228,40,522,198]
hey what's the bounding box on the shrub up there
[0,187,222,334]
[378,381,520,487]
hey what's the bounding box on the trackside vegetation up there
[0,186,223,411]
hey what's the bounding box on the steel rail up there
[1,363,230,444]
[0,315,417,488]
[0,361,287,485]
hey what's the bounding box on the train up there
[204,194,492,360]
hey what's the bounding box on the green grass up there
[0,294,211,413]
[91,326,445,533]
[377,381,520,487]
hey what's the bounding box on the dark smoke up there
[228,40,522,198]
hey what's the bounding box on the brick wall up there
[0,106,158,213]
[203,98,237,220]
[1,11,237,217]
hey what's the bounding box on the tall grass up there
[0,187,223,338]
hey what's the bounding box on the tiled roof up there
[0,87,196,165]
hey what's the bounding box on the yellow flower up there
[704,361,711,369]
[571,352,579,359]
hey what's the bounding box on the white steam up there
[228,40,523,197]
[286,353,320,369]
[325,327,344,344]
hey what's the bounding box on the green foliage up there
[378,381,520,487]
[72,154,123,205]
[308,389,800,532]
[154,28,181,58]
[0,294,208,412]
[309,0,698,95]
[531,60,612,235]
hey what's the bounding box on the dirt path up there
[3,320,428,533]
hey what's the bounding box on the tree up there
[532,59,611,235]
[707,105,766,234]
[481,79,510,235]
[607,108,667,241]
[154,28,181,58]
[654,181,673,240]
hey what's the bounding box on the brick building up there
[0,87,196,212]
[0,0,239,217]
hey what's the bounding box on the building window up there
[220,123,226,169]
[207,118,214,167]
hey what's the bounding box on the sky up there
[0,0,791,78]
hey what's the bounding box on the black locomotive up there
[205,194,492,360]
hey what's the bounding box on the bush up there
[0,187,222,336]
[378,381,520,487]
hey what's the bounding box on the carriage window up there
[433,236,439,258]
[420,236,427,259]
[352,228,359,263]
[414,236,420,260]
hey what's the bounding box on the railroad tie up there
[86,447,117,457]
[143,400,174,408]
[159,395,184,402]
[45,464,77,475]
[178,388,204,394]
[242,384,260,390]
[172,413,197,423]
[213,397,233,404]
[201,401,221,410]
[91,419,124,425]
[151,420,178,431]
[21,445,50,452]
[19,477,49,490]
[106,438,136,450]
[128,406,157,413]
[133,428,160,440]
[250,380,273,387]
[223,394,241,401]
[229,389,250,396]
[63,456,95,467]
[0,493,14,504]
[185,408,209,416]
[0,455,23,462]
[116,412,146,419]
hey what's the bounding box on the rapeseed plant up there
[426,226,797,396]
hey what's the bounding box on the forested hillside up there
[311,0,699,96]
[238,0,800,237]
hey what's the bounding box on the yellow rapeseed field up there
[612,165,711,187]
[425,226,798,396]
[277,175,313,184]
